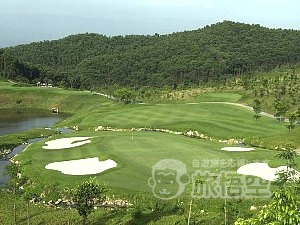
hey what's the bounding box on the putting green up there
[16,131,297,196]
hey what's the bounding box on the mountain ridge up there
[1,20,300,88]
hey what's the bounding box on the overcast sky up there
[1,0,300,47]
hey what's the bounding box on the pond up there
[0,109,64,186]
[0,109,62,136]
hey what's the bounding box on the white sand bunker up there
[43,137,92,150]
[237,163,300,181]
[221,147,254,152]
[45,157,117,175]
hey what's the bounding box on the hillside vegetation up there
[1,21,300,89]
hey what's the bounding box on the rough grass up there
[0,82,116,114]
[0,128,59,156]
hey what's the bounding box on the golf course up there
[1,12,300,223]
[0,60,300,224]
[7,85,297,190]
[1,74,300,224]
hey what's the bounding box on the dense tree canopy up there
[1,21,300,88]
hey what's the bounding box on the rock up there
[186,130,194,137]
[48,200,54,205]
[55,199,62,205]
[95,126,104,131]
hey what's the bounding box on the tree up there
[235,187,300,225]
[74,178,106,225]
[114,87,135,104]
[286,111,298,131]
[253,99,262,120]
[274,99,289,122]
[274,148,298,187]
[3,21,300,89]
[235,148,300,225]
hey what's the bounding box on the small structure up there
[51,107,59,114]
[37,82,53,87]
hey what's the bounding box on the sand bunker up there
[221,147,254,152]
[43,137,92,150]
[237,163,300,181]
[45,157,117,175]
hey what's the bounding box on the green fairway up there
[81,102,287,140]
[0,81,295,145]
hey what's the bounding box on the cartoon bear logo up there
[148,159,190,200]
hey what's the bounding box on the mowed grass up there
[82,102,287,140]
[196,92,242,102]
[15,131,299,196]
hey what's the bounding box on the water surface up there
[0,109,61,136]
[0,110,63,185]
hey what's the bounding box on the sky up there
[0,0,300,47]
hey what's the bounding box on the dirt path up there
[8,80,18,85]
[211,102,275,119]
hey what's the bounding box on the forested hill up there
[1,20,300,88]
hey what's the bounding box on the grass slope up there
[0,81,114,111]
[0,81,118,127]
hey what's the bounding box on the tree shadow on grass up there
[17,209,56,225]
[17,208,80,225]
[90,209,128,225]
[90,209,183,225]
[126,210,183,225]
